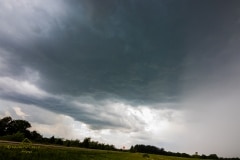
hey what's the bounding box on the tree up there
[131,144,165,155]
[130,146,135,152]
[49,136,55,144]
[82,137,91,148]
[6,119,31,135]
[56,138,63,145]
[208,154,219,159]
[0,116,12,136]
[69,139,80,147]
[201,154,208,159]
[64,140,71,147]
[30,130,43,142]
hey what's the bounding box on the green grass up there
[0,142,198,160]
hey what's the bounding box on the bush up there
[0,132,25,142]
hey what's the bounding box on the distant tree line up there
[1,116,239,159]
[0,116,115,151]
[129,144,239,160]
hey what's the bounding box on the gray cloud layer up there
[0,0,190,103]
[1,0,238,104]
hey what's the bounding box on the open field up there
[0,141,199,160]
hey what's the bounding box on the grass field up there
[0,141,199,160]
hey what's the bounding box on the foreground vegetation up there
[0,142,201,160]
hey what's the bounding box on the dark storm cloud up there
[0,0,191,104]
[1,0,240,105]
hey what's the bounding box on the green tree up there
[6,119,31,135]
[208,154,219,159]
[56,138,63,145]
[49,136,55,144]
[0,116,12,136]
[64,140,71,147]
[82,137,91,148]
[30,130,43,142]
[71,139,80,147]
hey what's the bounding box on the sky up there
[0,0,240,157]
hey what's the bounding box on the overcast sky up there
[1,0,240,157]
